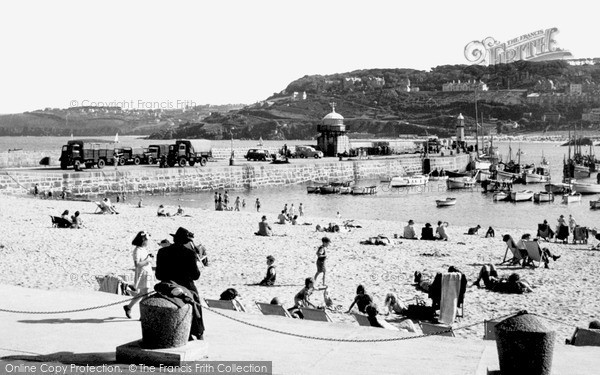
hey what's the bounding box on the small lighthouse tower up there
[317,102,350,157]
[456,113,465,142]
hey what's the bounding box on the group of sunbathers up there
[401,220,449,241]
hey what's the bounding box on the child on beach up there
[259,255,277,286]
[314,237,330,285]
[293,277,326,309]
[234,197,241,211]
[242,199,246,209]
[255,198,261,212]
[298,203,304,216]
[71,211,82,229]
[346,284,373,314]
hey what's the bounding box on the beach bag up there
[404,300,435,321]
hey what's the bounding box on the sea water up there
[4,137,600,231]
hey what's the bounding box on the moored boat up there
[390,174,428,187]
[544,182,572,194]
[351,186,377,195]
[307,186,321,194]
[571,182,600,195]
[510,190,534,202]
[428,175,449,181]
[493,191,509,201]
[533,191,554,203]
[590,199,600,209]
[562,192,582,204]
[574,165,591,179]
[319,185,338,194]
[435,197,456,207]
[446,176,476,189]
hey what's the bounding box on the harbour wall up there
[0,154,470,197]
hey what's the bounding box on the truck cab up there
[167,139,212,167]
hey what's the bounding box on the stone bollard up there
[140,294,192,349]
[494,311,555,375]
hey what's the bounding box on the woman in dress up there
[124,231,153,319]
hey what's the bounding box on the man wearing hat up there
[403,219,417,239]
[259,255,276,286]
[155,227,204,340]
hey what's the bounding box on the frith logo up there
[464,27,572,65]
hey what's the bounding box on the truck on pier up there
[59,140,114,170]
[166,139,212,167]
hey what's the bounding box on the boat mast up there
[474,89,479,154]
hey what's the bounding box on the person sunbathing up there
[277,210,289,224]
[255,216,273,236]
[157,204,170,217]
[365,303,398,331]
[473,264,533,294]
[383,293,407,315]
[219,288,246,312]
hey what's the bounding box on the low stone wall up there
[0,154,470,197]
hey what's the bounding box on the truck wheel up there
[97,159,105,169]
[178,157,187,167]
[189,160,196,167]
[119,158,126,166]
[74,160,82,171]
[314,154,320,159]
[134,157,141,165]
[200,157,207,166]
[148,157,155,165]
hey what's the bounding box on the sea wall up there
[0,154,470,197]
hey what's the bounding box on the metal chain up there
[204,307,522,343]
[0,292,154,314]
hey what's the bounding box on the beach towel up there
[439,272,461,325]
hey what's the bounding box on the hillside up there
[149,60,600,140]
[4,60,600,139]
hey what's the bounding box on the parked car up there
[295,145,323,158]
[245,149,272,161]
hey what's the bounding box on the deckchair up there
[439,272,462,325]
[298,307,332,322]
[351,312,372,327]
[523,240,544,268]
[419,322,455,337]
[255,302,292,318]
[573,226,588,244]
[204,299,239,311]
[567,327,600,346]
[500,244,524,266]
[537,223,554,241]
[94,201,110,214]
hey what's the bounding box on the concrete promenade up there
[0,285,598,374]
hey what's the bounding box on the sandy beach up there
[0,194,598,343]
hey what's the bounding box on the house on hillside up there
[442,80,488,92]
[542,112,561,123]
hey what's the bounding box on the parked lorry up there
[167,139,212,167]
[145,144,170,165]
[118,147,148,165]
[59,140,114,170]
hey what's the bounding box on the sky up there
[0,0,598,113]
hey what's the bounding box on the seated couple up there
[503,234,561,268]
[473,264,533,294]
[57,210,83,228]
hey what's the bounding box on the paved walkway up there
[0,284,598,374]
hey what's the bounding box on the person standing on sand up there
[124,231,153,319]
[255,198,261,212]
[224,191,229,207]
[568,215,576,233]
[214,192,218,210]
[314,237,330,286]
[234,197,241,211]
[242,198,246,209]
[299,203,304,216]
[155,227,204,340]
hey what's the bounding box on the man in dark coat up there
[155,226,204,340]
